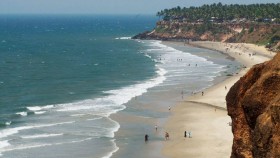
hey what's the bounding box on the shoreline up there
[111,40,239,158]
[187,41,274,108]
[162,41,275,158]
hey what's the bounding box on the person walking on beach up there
[165,132,169,140]
[202,91,204,96]
[184,131,187,138]
[155,125,158,132]
[168,106,171,111]
[145,134,149,142]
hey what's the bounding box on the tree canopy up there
[156,3,280,22]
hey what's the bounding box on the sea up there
[0,15,240,158]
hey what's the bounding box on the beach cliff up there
[226,53,280,158]
[132,22,280,52]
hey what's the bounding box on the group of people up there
[144,131,170,142]
[145,125,192,143]
[184,131,192,138]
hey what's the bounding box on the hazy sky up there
[0,0,279,15]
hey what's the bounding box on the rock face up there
[132,21,280,51]
[226,53,280,158]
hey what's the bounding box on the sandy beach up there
[162,41,275,158]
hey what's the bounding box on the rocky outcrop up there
[132,21,280,51]
[226,53,280,158]
[132,22,229,41]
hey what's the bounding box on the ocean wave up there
[106,118,120,138]
[0,140,10,149]
[135,40,144,43]
[15,112,27,117]
[34,111,46,115]
[101,139,119,158]
[145,41,227,85]
[56,63,166,114]
[5,121,11,126]
[0,137,93,156]
[21,133,63,139]
[27,105,54,111]
[0,121,75,139]
[146,48,162,52]
[0,140,10,156]
[86,117,103,121]
[144,54,152,59]
[115,37,131,40]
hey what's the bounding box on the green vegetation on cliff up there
[133,3,280,51]
[157,3,280,23]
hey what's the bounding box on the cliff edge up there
[226,53,280,158]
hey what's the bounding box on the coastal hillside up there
[133,3,280,52]
[226,53,280,158]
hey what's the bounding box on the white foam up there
[34,111,46,115]
[27,105,54,111]
[115,37,131,40]
[0,140,10,149]
[101,139,119,158]
[145,40,227,85]
[21,133,63,139]
[144,54,152,59]
[0,126,32,139]
[56,62,166,114]
[26,106,42,111]
[106,118,120,138]
[16,112,27,116]
[146,48,162,52]
[86,117,103,121]
[42,105,54,109]
[0,137,92,155]
[0,140,10,156]
[5,121,11,126]
[0,121,74,139]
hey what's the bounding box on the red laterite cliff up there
[226,53,280,158]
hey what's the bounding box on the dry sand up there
[162,41,275,158]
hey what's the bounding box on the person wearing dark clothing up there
[145,134,149,142]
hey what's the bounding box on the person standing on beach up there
[155,125,158,132]
[165,132,169,140]
[168,106,171,111]
[145,134,149,142]
[184,131,187,138]
[202,91,204,96]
